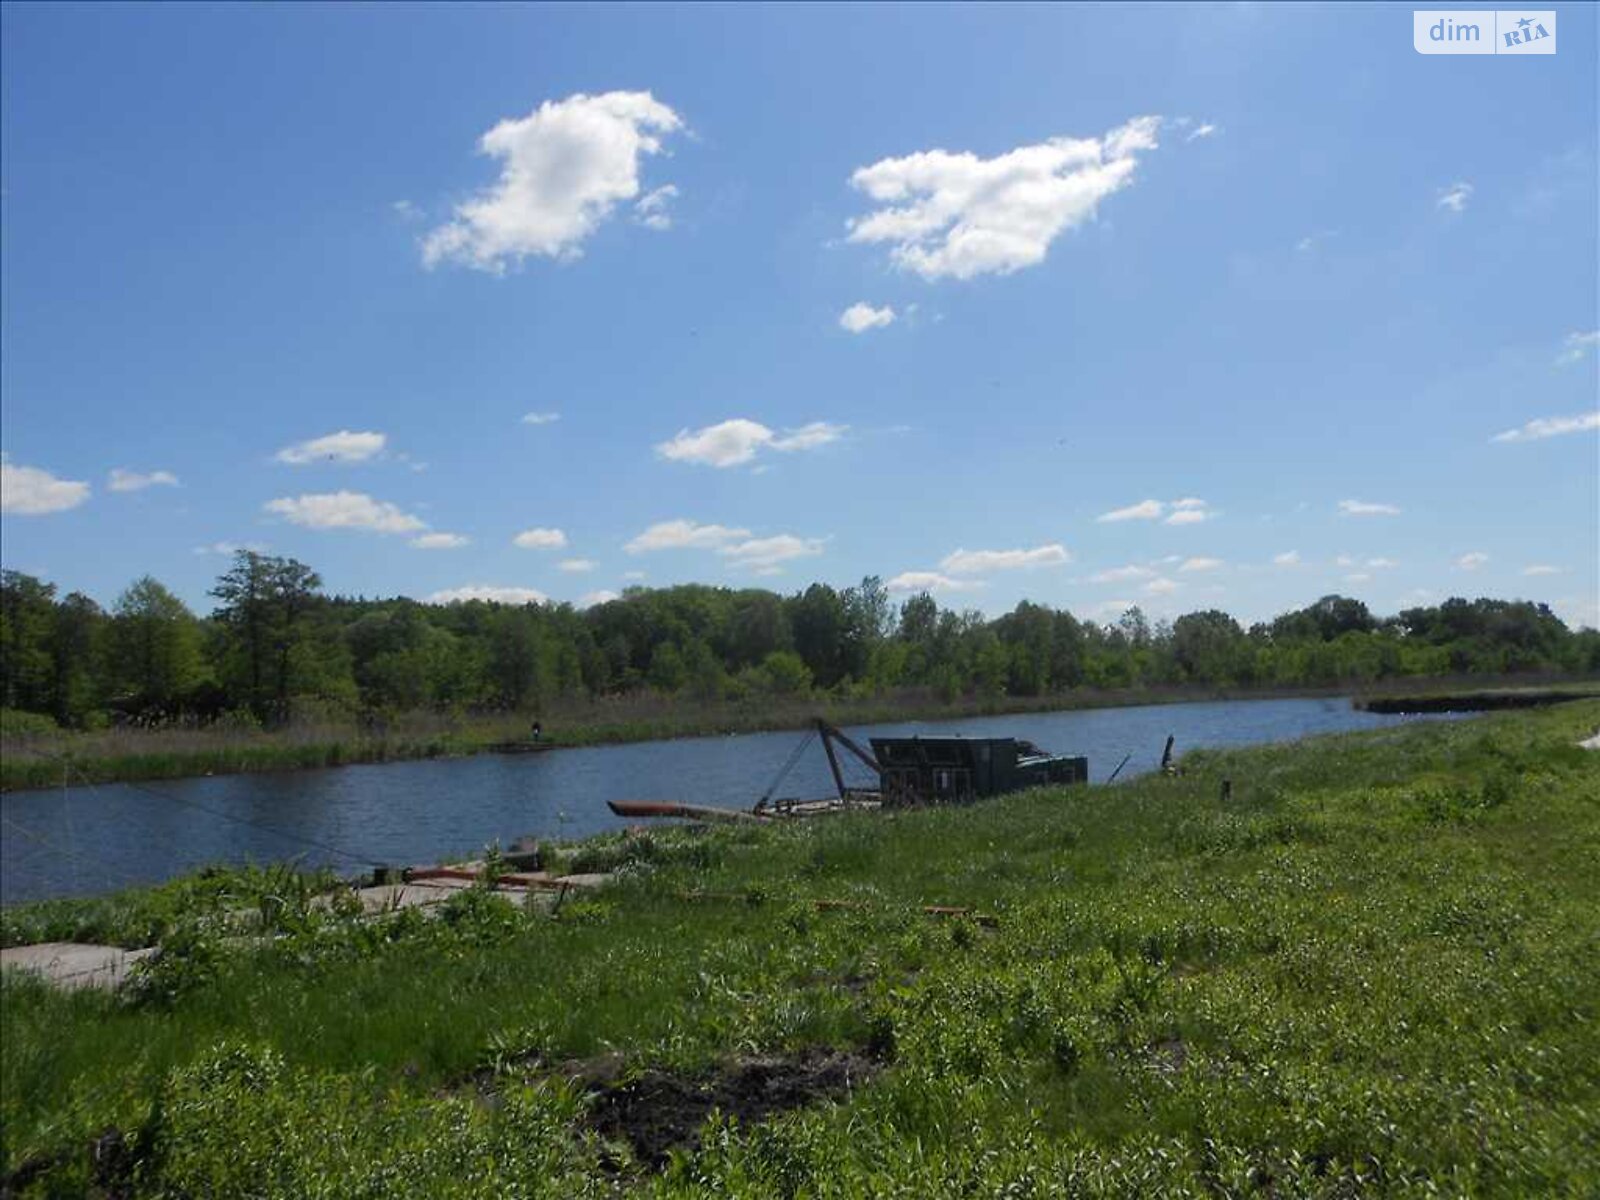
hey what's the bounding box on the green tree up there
[209,551,326,721]
[109,576,203,708]
[0,571,57,712]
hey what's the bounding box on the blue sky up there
[2,2,1596,628]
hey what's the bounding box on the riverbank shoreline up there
[5,674,1596,793]
[3,700,1596,1193]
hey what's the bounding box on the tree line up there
[2,551,1596,729]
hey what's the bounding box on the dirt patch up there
[574,1048,880,1168]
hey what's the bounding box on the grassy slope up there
[2,702,1598,1196]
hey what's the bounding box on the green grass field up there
[3,701,1597,1196]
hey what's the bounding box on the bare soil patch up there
[570,1047,881,1168]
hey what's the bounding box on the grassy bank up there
[3,700,1597,1195]
[7,673,1595,792]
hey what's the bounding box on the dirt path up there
[0,942,157,990]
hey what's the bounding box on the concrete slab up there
[1,942,157,991]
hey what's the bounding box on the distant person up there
[531,720,542,743]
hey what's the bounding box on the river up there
[0,697,1457,903]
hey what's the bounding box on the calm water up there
[1,697,1456,903]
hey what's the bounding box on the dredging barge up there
[609,718,1088,823]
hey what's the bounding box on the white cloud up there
[108,468,178,492]
[1455,551,1489,570]
[1,458,91,515]
[621,570,647,581]
[1178,556,1223,572]
[1090,564,1155,584]
[274,430,387,465]
[1344,573,1373,584]
[839,302,896,334]
[422,91,684,272]
[411,532,470,550]
[392,199,423,222]
[1367,557,1398,569]
[579,589,620,607]
[1556,330,1600,366]
[634,184,678,231]
[1338,499,1401,517]
[1097,498,1165,523]
[1095,497,1214,525]
[1186,123,1218,142]
[428,585,548,605]
[625,519,751,553]
[886,571,985,594]
[558,558,597,573]
[940,544,1070,574]
[1164,504,1213,526]
[1144,577,1180,595]
[264,491,426,534]
[513,527,568,550]
[1272,551,1301,566]
[845,115,1162,281]
[655,418,846,468]
[193,540,267,556]
[719,534,826,573]
[1437,181,1473,212]
[1521,564,1562,576]
[769,421,847,452]
[1491,411,1600,443]
[522,411,561,426]
[1335,555,1357,568]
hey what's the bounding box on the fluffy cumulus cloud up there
[719,534,826,574]
[558,558,597,573]
[621,519,823,575]
[427,585,548,606]
[1556,330,1600,366]
[274,430,386,465]
[522,411,561,426]
[1095,497,1215,525]
[0,458,90,514]
[1145,577,1180,595]
[423,91,684,272]
[1522,564,1562,576]
[940,544,1070,574]
[839,302,896,334]
[1456,551,1490,570]
[513,527,568,550]
[886,571,985,595]
[108,468,178,492]
[1178,556,1223,573]
[264,491,426,534]
[655,418,846,468]
[1273,551,1301,566]
[846,115,1162,281]
[579,589,621,608]
[194,540,266,556]
[1338,499,1401,517]
[1491,411,1600,443]
[625,519,751,553]
[1090,564,1155,584]
[410,532,470,550]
